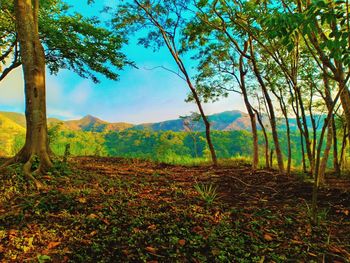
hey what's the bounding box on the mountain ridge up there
[0,110,253,132]
[1,110,317,133]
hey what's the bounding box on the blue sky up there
[0,0,245,124]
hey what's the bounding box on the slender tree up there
[115,0,218,166]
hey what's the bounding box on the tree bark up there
[332,114,340,175]
[253,107,269,168]
[238,51,258,170]
[340,124,347,170]
[250,43,284,173]
[296,87,314,174]
[318,121,333,185]
[339,82,350,140]
[11,0,52,180]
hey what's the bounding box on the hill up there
[0,113,25,156]
[50,115,133,132]
[0,110,322,134]
[0,110,253,133]
[133,110,252,131]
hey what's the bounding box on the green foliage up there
[194,182,219,205]
[2,127,338,169]
[0,0,130,83]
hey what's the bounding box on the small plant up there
[304,200,329,225]
[194,182,219,205]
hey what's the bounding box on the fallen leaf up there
[147,224,157,230]
[291,240,303,245]
[146,246,157,254]
[133,228,140,233]
[78,197,87,204]
[87,213,99,219]
[101,218,110,225]
[192,226,203,234]
[89,231,97,237]
[308,252,317,257]
[263,233,273,241]
[47,242,61,250]
[178,239,186,246]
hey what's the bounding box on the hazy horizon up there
[0,108,247,126]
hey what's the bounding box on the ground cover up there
[0,157,349,262]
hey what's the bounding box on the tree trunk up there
[284,109,292,176]
[238,51,258,170]
[12,0,52,179]
[272,89,291,175]
[300,132,307,173]
[296,87,314,174]
[249,112,259,170]
[135,1,218,166]
[339,82,350,141]
[340,125,347,171]
[250,43,284,173]
[186,79,218,166]
[254,108,269,168]
[319,121,333,185]
[289,85,307,173]
[332,115,340,175]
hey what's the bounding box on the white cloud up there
[47,107,81,120]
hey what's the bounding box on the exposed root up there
[23,156,45,190]
[0,157,17,171]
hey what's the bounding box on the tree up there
[1,0,128,184]
[7,0,50,187]
[114,0,218,166]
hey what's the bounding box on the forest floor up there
[0,157,349,262]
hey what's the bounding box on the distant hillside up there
[0,110,254,133]
[0,112,26,127]
[0,110,321,135]
[0,113,25,156]
[48,115,134,132]
[133,110,252,131]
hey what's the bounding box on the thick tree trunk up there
[12,0,52,180]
